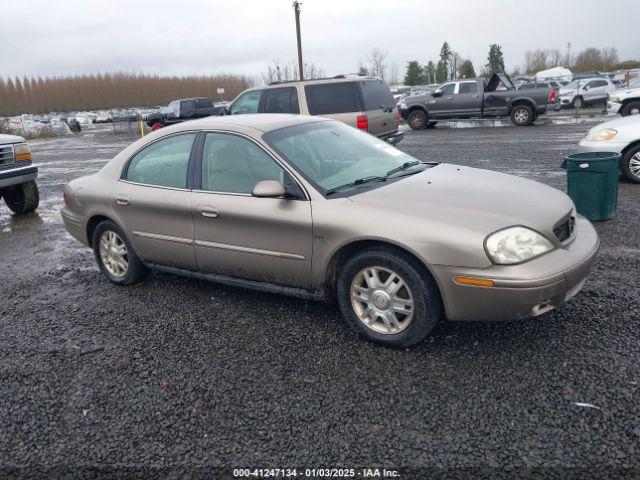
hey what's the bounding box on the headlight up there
[13,143,32,161]
[585,128,617,141]
[610,95,620,103]
[485,226,554,265]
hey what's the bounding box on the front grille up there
[554,215,576,242]
[0,145,15,169]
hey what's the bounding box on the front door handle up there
[115,197,129,206]
[198,206,220,218]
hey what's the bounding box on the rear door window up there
[359,80,394,110]
[304,82,360,115]
[261,87,299,114]
[458,82,477,94]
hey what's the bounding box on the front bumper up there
[0,165,38,189]
[432,216,599,321]
[577,138,625,154]
[606,101,622,114]
[560,95,575,106]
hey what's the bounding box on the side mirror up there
[432,89,443,97]
[218,107,229,116]
[252,180,286,198]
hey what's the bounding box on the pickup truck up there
[607,79,640,116]
[0,134,39,214]
[146,97,227,129]
[399,73,559,129]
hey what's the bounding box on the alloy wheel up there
[99,230,129,277]
[350,266,414,335]
[514,108,529,124]
[630,152,640,179]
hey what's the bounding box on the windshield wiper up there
[325,176,387,195]
[385,161,423,178]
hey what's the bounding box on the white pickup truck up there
[607,78,640,116]
[0,134,39,214]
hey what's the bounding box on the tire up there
[407,110,427,130]
[92,220,148,285]
[2,180,39,214]
[510,104,534,126]
[336,247,442,348]
[621,145,640,183]
[572,96,584,109]
[621,101,640,117]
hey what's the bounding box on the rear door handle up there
[115,197,129,206]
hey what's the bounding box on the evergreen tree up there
[486,44,505,75]
[458,59,476,78]
[436,42,452,82]
[404,61,425,85]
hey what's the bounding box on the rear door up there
[357,79,397,136]
[303,82,362,128]
[115,132,198,269]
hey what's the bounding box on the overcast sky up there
[1,0,638,82]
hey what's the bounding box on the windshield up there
[264,121,426,195]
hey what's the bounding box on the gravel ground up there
[1,114,639,478]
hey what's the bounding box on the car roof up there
[186,113,326,133]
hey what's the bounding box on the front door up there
[451,81,482,117]
[429,82,457,118]
[114,132,197,268]
[191,132,313,288]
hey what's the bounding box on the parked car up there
[399,73,559,128]
[559,78,615,109]
[578,115,640,182]
[517,81,553,90]
[607,78,640,116]
[61,114,598,348]
[221,75,403,144]
[0,134,39,214]
[146,98,225,129]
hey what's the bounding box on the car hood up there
[349,163,573,241]
[0,133,25,144]
[558,88,577,96]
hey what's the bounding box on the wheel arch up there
[407,104,430,117]
[322,239,444,306]
[621,138,640,158]
[508,97,535,114]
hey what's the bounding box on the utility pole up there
[293,1,304,81]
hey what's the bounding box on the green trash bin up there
[562,152,619,221]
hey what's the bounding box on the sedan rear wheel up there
[93,220,148,285]
[337,247,442,348]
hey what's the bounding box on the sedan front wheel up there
[337,247,442,348]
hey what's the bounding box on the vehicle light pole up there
[293,1,304,81]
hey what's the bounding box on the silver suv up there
[0,134,39,214]
[223,75,403,144]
